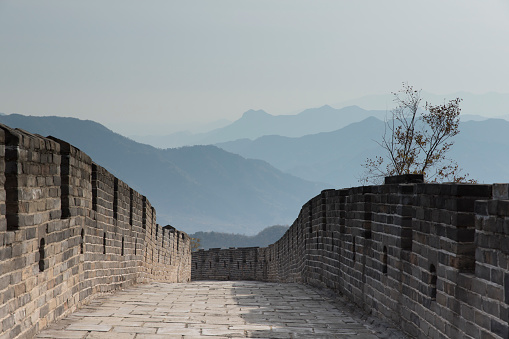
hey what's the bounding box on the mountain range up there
[131,92,509,150]
[217,117,509,188]
[0,114,324,234]
[190,225,289,250]
[131,105,387,148]
[216,117,382,188]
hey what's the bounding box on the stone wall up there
[193,175,509,339]
[0,124,191,339]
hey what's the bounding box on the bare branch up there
[359,83,474,184]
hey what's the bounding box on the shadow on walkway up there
[36,281,406,338]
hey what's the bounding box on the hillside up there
[190,225,289,250]
[449,118,509,184]
[0,114,325,234]
[132,105,387,148]
[217,117,509,188]
[217,117,384,188]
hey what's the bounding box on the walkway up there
[36,281,403,339]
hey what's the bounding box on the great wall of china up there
[193,175,509,339]
[0,124,191,339]
[1,121,509,339]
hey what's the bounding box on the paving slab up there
[36,281,406,338]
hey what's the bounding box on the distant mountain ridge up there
[217,117,509,188]
[217,116,385,188]
[190,225,289,250]
[335,91,509,118]
[0,114,325,234]
[131,105,387,148]
[131,92,509,150]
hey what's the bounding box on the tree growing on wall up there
[360,83,474,184]
[190,237,201,252]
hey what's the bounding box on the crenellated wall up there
[0,124,191,339]
[193,175,509,339]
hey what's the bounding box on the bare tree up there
[360,83,474,184]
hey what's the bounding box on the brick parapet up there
[0,123,191,339]
[192,180,508,339]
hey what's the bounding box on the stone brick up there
[0,124,191,339]
[192,179,509,339]
[490,318,508,339]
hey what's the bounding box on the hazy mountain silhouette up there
[335,91,509,118]
[131,105,387,148]
[131,92,509,149]
[131,119,231,147]
[0,114,324,234]
[217,117,509,188]
[190,225,289,250]
[217,117,384,188]
[449,118,509,184]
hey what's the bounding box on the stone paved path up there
[36,281,392,338]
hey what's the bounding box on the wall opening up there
[321,195,327,231]
[155,225,158,240]
[142,196,147,230]
[103,233,106,255]
[308,200,313,236]
[151,209,156,232]
[152,207,156,231]
[60,150,71,219]
[92,164,98,212]
[80,229,84,254]
[121,236,125,256]
[382,246,388,274]
[129,188,134,226]
[39,238,46,272]
[113,178,119,220]
[135,239,137,255]
[5,140,20,230]
[430,264,437,300]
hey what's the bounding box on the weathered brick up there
[0,125,190,339]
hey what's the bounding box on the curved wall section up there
[193,178,509,339]
[0,124,191,339]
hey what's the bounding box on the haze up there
[1,1,508,136]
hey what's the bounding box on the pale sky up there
[1,1,508,135]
